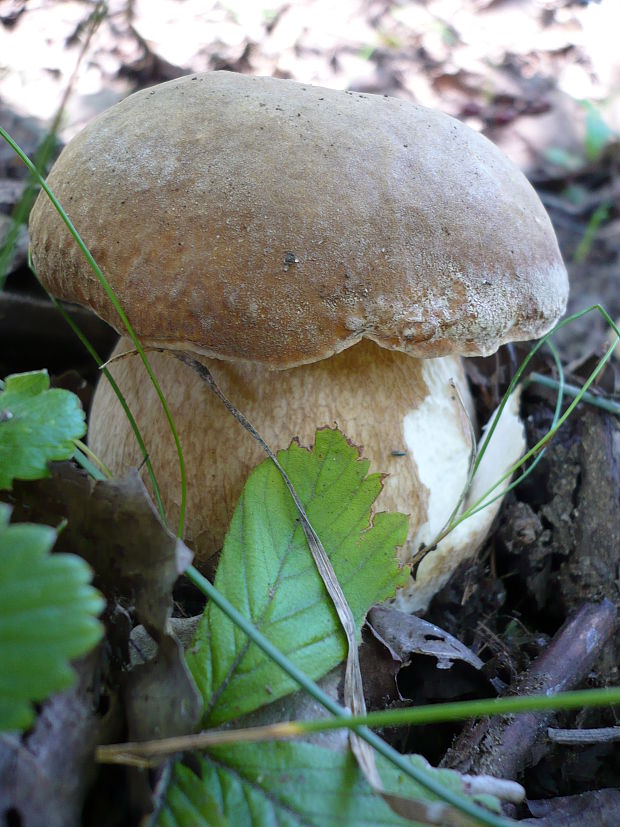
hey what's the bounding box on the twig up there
[547,726,620,745]
[440,600,617,780]
[526,372,620,416]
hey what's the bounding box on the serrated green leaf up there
[153,741,496,827]
[158,772,233,827]
[0,503,105,732]
[187,428,409,727]
[0,370,86,489]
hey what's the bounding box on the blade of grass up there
[96,685,620,763]
[46,291,165,520]
[464,337,565,515]
[573,202,610,265]
[184,565,514,827]
[424,339,565,555]
[478,338,564,507]
[457,314,617,527]
[73,438,112,480]
[431,306,619,544]
[73,444,107,481]
[0,126,183,533]
[475,304,619,476]
[526,372,620,416]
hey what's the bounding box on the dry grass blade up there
[173,353,385,787]
[165,353,508,824]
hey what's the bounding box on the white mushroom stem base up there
[89,337,524,613]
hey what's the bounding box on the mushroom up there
[28,71,568,611]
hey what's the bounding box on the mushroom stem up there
[89,337,482,609]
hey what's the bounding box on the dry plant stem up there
[461,777,524,805]
[95,687,620,765]
[440,600,617,780]
[172,353,381,787]
[0,132,179,527]
[547,726,620,745]
[172,354,487,824]
[527,372,620,416]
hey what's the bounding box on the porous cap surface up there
[29,71,568,368]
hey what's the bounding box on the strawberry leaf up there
[0,504,104,731]
[0,370,86,489]
[187,428,409,727]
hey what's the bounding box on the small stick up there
[440,600,616,780]
[547,726,620,745]
[526,372,620,416]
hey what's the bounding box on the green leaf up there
[153,741,497,827]
[187,428,409,726]
[0,370,86,489]
[0,503,105,731]
[582,100,616,161]
[544,146,582,171]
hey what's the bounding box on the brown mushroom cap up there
[29,71,567,369]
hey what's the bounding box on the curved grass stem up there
[429,306,619,548]
[0,125,185,535]
[185,564,514,827]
